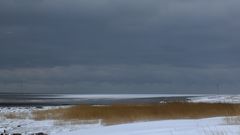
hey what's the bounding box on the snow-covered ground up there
[1,116,239,135]
[0,106,59,114]
[1,95,240,135]
[56,117,240,135]
[189,95,240,103]
[0,106,75,134]
[0,118,101,135]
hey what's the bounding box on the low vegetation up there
[33,102,240,125]
[2,112,29,119]
[224,116,240,125]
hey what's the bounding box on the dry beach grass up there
[33,102,240,125]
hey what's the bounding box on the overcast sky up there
[0,0,240,93]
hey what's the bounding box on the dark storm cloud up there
[0,0,240,93]
[0,65,239,93]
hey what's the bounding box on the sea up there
[0,93,200,106]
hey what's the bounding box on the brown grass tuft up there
[33,102,240,125]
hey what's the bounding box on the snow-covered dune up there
[1,95,240,135]
[2,116,238,135]
[55,117,240,135]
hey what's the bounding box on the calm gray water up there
[0,93,198,106]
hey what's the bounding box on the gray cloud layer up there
[0,64,239,93]
[0,0,240,93]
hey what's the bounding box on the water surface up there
[0,93,199,106]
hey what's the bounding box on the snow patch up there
[189,95,240,103]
